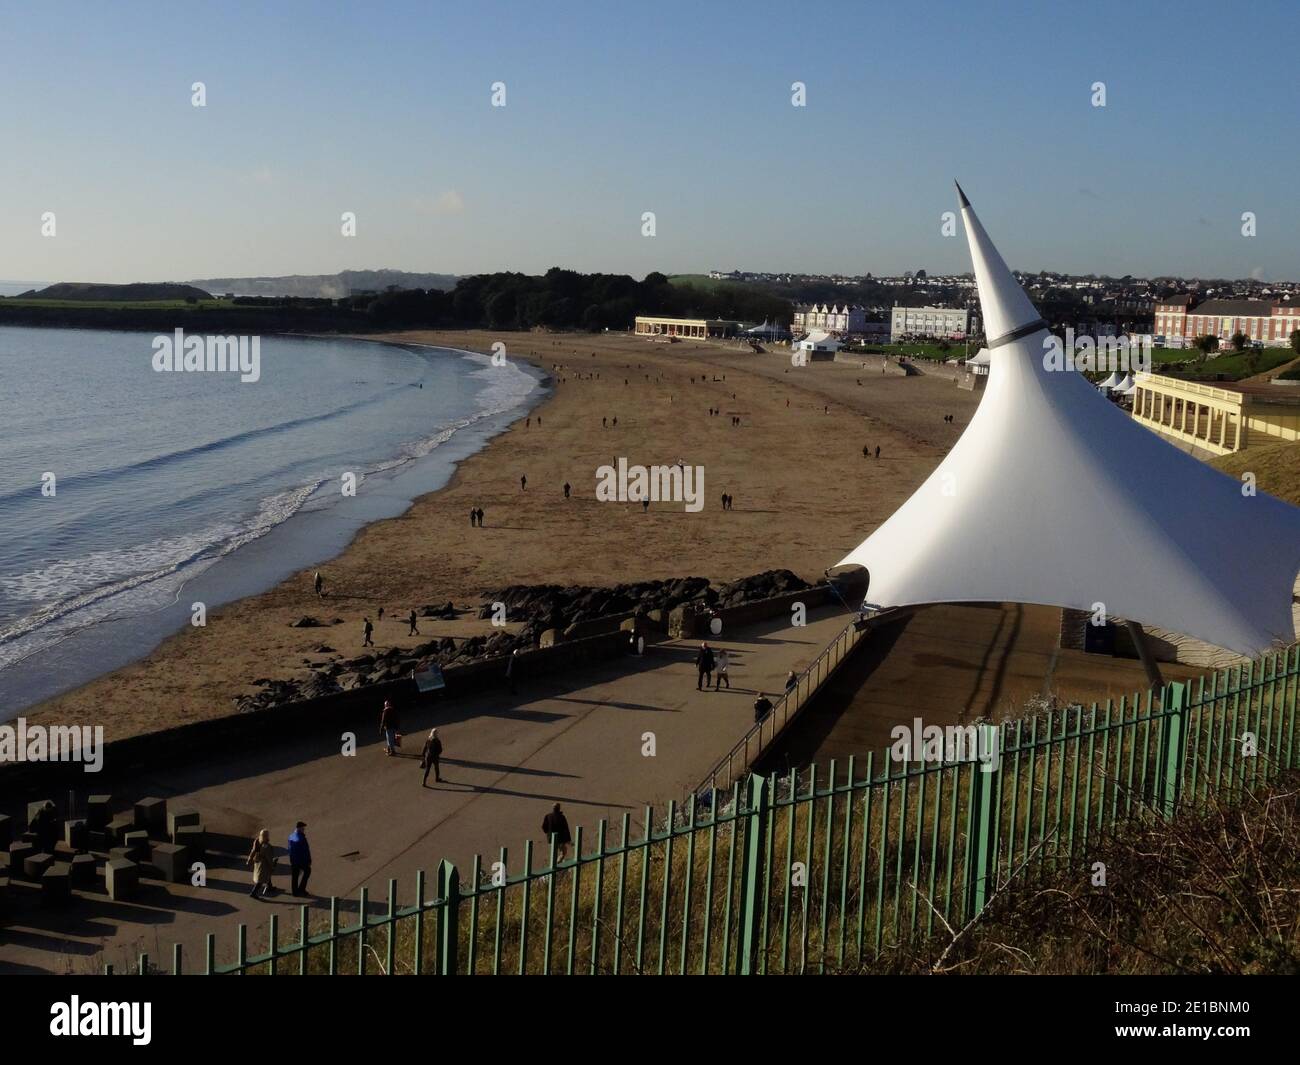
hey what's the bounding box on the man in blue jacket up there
[288,821,312,897]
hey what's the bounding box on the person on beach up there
[520,475,527,491]
[470,507,477,526]
[246,829,275,898]
[379,699,400,755]
[875,445,880,459]
[753,693,774,724]
[642,499,650,513]
[362,617,374,647]
[696,642,715,691]
[287,821,312,897]
[564,482,571,499]
[378,606,385,621]
[314,571,323,597]
[714,649,731,689]
[408,609,420,636]
[542,803,572,862]
[477,507,485,526]
[421,728,443,786]
[863,445,869,458]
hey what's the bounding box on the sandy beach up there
[25,330,979,741]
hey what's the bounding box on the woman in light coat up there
[247,828,275,898]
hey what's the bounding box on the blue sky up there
[1,0,1297,283]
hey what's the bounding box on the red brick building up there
[1154,296,1300,347]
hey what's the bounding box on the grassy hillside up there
[1211,440,1300,507]
[18,281,213,301]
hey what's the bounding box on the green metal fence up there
[123,644,1300,975]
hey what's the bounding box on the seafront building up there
[790,303,868,336]
[1154,296,1300,348]
[889,304,977,341]
[633,316,741,339]
[1129,374,1300,455]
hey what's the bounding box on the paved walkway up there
[0,607,847,974]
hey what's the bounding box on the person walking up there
[875,445,880,459]
[287,821,312,897]
[785,670,799,693]
[520,474,527,491]
[542,803,572,862]
[407,609,420,636]
[421,728,443,786]
[313,570,323,597]
[714,648,730,689]
[563,482,571,499]
[470,507,477,526]
[753,692,774,724]
[379,699,401,756]
[362,617,374,647]
[246,829,275,898]
[695,642,715,691]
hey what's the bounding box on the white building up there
[791,303,868,336]
[796,330,841,358]
[890,305,976,341]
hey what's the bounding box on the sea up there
[0,324,543,719]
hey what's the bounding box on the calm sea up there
[0,325,541,717]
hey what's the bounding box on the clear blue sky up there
[2,0,1297,283]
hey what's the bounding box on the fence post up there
[437,859,461,975]
[1157,682,1187,819]
[735,773,769,975]
[964,724,1001,918]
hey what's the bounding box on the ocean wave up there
[0,345,541,674]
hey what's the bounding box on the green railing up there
[118,643,1300,975]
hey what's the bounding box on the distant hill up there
[190,269,458,299]
[16,281,213,301]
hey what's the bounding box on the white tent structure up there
[965,347,991,376]
[1113,371,1136,395]
[1097,370,1122,391]
[797,330,841,354]
[836,183,1300,657]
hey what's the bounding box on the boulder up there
[290,616,324,627]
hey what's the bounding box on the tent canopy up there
[836,183,1300,656]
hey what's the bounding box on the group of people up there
[246,821,312,899]
[469,506,486,526]
[862,444,881,459]
[720,493,734,510]
[694,642,732,690]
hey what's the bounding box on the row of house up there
[790,303,870,334]
[1154,296,1300,347]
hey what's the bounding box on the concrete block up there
[88,830,111,851]
[133,797,167,835]
[111,839,148,862]
[105,858,139,900]
[86,794,112,829]
[64,818,88,851]
[0,813,11,848]
[123,829,149,853]
[24,852,54,879]
[174,824,205,860]
[167,809,200,838]
[41,864,71,905]
[69,853,98,888]
[7,842,35,878]
[150,843,189,883]
[107,813,135,843]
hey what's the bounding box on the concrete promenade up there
[0,606,848,974]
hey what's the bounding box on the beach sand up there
[25,331,979,741]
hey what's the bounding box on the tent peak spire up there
[954,181,970,209]
[959,186,1044,344]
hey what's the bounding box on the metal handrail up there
[689,618,865,802]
